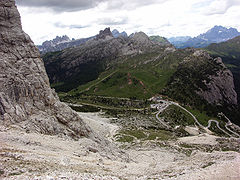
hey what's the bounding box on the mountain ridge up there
[169,25,240,48]
[42,28,238,123]
[37,29,128,54]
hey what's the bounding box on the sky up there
[16,0,240,45]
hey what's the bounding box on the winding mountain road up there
[207,120,232,137]
[221,113,240,138]
[155,104,170,128]
[154,99,240,138]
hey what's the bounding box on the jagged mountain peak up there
[127,31,154,50]
[42,35,71,46]
[199,25,240,42]
[170,25,240,48]
[130,32,151,43]
[96,27,113,40]
[112,29,128,38]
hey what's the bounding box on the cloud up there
[193,0,240,15]
[16,0,171,12]
[17,0,240,45]
[54,22,90,29]
[105,0,170,10]
[97,17,129,25]
[16,0,107,12]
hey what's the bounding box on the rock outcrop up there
[196,57,238,105]
[163,49,238,107]
[95,27,113,40]
[0,0,94,139]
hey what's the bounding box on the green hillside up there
[66,50,190,100]
[149,36,171,46]
[43,32,239,125]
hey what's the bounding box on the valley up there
[35,26,240,179]
[1,0,240,179]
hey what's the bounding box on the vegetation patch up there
[146,129,173,141]
[69,104,100,112]
[120,129,146,139]
[115,134,134,143]
[186,108,210,126]
[160,105,195,126]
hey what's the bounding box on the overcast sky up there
[16,0,240,45]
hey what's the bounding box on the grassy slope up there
[44,43,239,126]
[66,50,188,99]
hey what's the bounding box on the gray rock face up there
[96,27,113,40]
[197,57,238,105]
[130,32,153,48]
[0,0,94,139]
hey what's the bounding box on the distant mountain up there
[149,36,171,46]
[37,29,128,54]
[199,25,240,43]
[206,35,240,106]
[170,26,240,48]
[112,29,128,38]
[168,36,191,47]
[37,35,94,54]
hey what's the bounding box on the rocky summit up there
[95,27,113,40]
[0,0,94,139]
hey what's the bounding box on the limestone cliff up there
[0,0,93,139]
[196,57,238,105]
[163,49,238,107]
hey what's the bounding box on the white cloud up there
[17,0,240,45]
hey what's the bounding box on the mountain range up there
[42,27,239,124]
[37,29,128,54]
[39,25,240,53]
[169,26,240,48]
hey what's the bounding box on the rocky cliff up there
[0,0,94,139]
[196,57,237,105]
[95,27,113,40]
[163,49,238,107]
